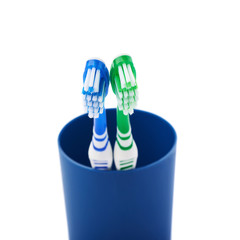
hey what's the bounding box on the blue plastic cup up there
[58,109,177,240]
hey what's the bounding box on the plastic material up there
[88,108,113,170]
[58,108,177,240]
[82,59,113,169]
[110,55,138,115]
[82,59,110,118]
[110,55,138,170]
[114,107,138,170]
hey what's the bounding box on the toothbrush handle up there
[117,107,131,134]
[94,108,107,135]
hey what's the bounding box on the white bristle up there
[118,65,126,89]
[99,102,103,108]
[124,103,128,109]
[123,98,128,104]
[87,101,92,106]
[131,102,137,108]
[117,97,122,105]
[87,94,92,101]
[127,64,136,86]
[129,97,134,103]
[88,112,94,118]
[123,109,128,115]
[98,82,105,102]
[100,108,103,114]
[98,96,103,102]
[118,101,123,107]
[118,91,123,99]
[129,90,134,97]
[84,106,88,112]
[84,68,91,91]
[89,67,96,88]
[92,95,98,101]
[129,108,134,114]
[94,69,100,92]
[123,91,128,98]
[94,113,99,118]
[116,87,123,100]
[93,101,98,108]
[83,100,87,106]
[88,106,93,112]
[119,105,123,110]
[94,107,99,113]
[115,82,123,99]
[122,63,131,83]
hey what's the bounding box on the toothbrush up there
[82,59,113,170]
[110,55,138,170]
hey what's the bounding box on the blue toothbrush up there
[82,59,113,170]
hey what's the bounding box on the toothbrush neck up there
[94,108,107,135]
[117,107,131,134]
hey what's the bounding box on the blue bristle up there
[88,86,94,93]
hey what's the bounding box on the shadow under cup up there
[58,109,177,240]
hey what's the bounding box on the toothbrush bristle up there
[110,56,138,115]
[82,60,109,118]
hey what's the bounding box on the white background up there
[0,0,240,239]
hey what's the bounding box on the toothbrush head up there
[110,55,138,115]
[82,59,109,118]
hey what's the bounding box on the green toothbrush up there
[110,55,138,170]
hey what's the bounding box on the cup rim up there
[58,108,177,174]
